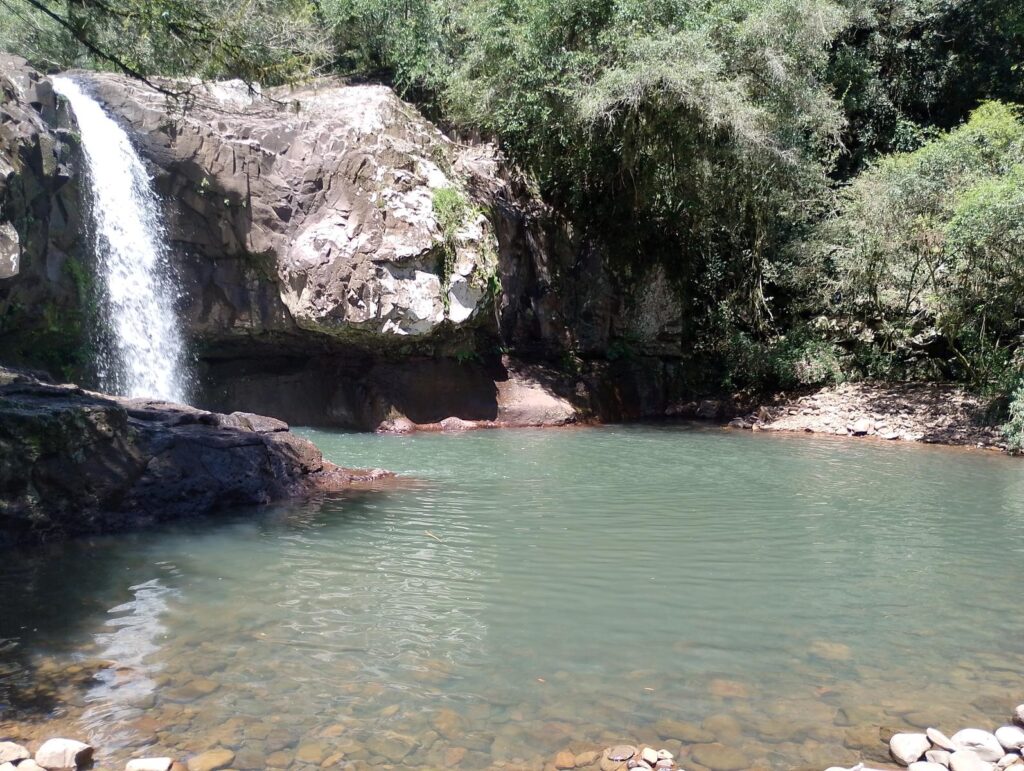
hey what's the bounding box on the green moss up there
[63,255,94,301]
[432,186,470,314]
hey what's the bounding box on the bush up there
[1002,381,1024,454]
[716,322,844,392]
[809,101,1024,391]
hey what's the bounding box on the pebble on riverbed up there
[827,703,1024,771]
[586,743,675,770]
[7,700,1024,771]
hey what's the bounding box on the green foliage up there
[1003,380,1024,454]
[432,186,468,245]
[63,255,93,300]
[716,323,844,391]
[320,0,444,91]
[420,0,853,365]
[810,101,1024,390]
[0,0,326,84]
[828,0,1024,175]
[3,0,1023,402]
[431,186,469,312]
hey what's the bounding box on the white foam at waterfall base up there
[52,76,190,403]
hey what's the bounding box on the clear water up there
[1,427,1023,770]
[52,77,190,402]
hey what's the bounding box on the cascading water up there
[52,77,190,403]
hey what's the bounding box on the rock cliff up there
[0,56,691,428]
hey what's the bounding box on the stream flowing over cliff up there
[0,56,697,430]
[51,76,191,403]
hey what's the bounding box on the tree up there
[812,101,1024,387]
[0,0,326,87]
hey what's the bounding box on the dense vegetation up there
[2,0,1023,430]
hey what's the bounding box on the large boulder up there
[0,366,393,543]
[80,72,500,348]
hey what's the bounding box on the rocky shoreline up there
[713,382,1005,451]
[832,704,1024,771]
[0,367,397,544]
[3,702,1022,771]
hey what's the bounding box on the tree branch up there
[16,0,186,98]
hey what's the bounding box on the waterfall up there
[52,77,190,403]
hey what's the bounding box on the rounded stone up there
[928,727,958,751]
[952,730,1005,762]
[653,719,714,743]
[689,743,747,771]
[1015,706,1024,728]
[554,750,576,769]
[185,749,235,771]
[910,763,951,771]
[294,741,328,764]
[35,738,94,770]
[950,749,996,771]
[608,746,638,762]
[702,714,743,741]
[0,744,29,765]
[890,732,931,765]
[13,761,45,771]
[996,726,1024,752]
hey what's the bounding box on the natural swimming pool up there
[1,426,1022,770]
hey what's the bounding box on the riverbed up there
[1,426,1022,770]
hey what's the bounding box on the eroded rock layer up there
[0,366,393,544]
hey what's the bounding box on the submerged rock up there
[689,742,747,771]
[185,749,234,771]
[553,750,576,769]
[0,367,396,543]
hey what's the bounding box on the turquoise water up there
[1,426,1023,770]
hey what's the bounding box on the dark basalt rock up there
[0,56,692,428]
[0,366,394,544]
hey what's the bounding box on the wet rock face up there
[0,58,692,425]
[0,366,394,544]
[79,73,500,348]
[0,55,89,373]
